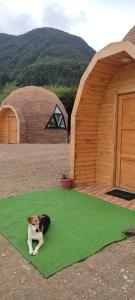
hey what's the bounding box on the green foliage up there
[46,85,76,97]
[0,71,11,88]
[0,28,95,87]
[16,59,86,87]
[0,82,17,102]
[46,85,76,110]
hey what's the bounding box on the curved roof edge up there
[123,25,135,44]
[72,40,135,119]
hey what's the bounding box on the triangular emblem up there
[45,105,66,129]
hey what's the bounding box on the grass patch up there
[0,188,135,278]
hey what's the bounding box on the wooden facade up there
[0,86,68,144]
[70,26,135,191]
[0,108,18,143]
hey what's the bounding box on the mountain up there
[0,27,96,87]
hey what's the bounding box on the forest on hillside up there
[0,27,95,126]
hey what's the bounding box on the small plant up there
[61,173,73,189]
[61,173,68,179]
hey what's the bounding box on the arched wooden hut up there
[0,86,68,144]
[70,26,135,192]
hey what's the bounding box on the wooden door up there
[116,93,135,191]
[8,116,17,144]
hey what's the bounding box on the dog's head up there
[27,215,40,232]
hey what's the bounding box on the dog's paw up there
[29,249,33,255]
[33,249,38,256]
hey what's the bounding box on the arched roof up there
[1,86,68,127]
[72,40,135,119]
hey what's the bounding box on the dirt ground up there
[0,144,135,300]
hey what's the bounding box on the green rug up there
[0,188,135,278]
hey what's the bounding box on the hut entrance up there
[116,93,135,191]
[0,108,17,143]
[8,116,17,143]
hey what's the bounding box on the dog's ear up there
[27,216,32,223]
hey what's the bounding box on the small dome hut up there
[0,86,68,144]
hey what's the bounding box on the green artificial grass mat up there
[0,188,135,278]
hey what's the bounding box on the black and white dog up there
[27,214,51,255]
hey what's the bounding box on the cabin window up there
[45,105,66,129]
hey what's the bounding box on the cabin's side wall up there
[72,59,119,186]
[74,92,98,185]
[96,61,135,186]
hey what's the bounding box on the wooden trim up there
[115,91,135,187]
[116,87,135,95]
[98,40,135,60]
[8,116,10,144]
[112,92,119,186]
[115,96,123,187]
[69,117,75,178]
[116,95,122,187]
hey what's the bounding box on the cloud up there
[42,2,86,31]
[0,2,37,35]
[0,0,86,35]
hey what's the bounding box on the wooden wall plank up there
[96,61,135,186]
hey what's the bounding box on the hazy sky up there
[0,0,134,50]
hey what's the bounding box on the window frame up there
[44,105,67,130]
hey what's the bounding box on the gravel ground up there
[0,144,135,300]
[0,144,69,199]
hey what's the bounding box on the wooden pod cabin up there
[70,26,135,192]
[0,86,68,144]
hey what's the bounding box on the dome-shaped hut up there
[70,26,135,192]
[0,86,68,143]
